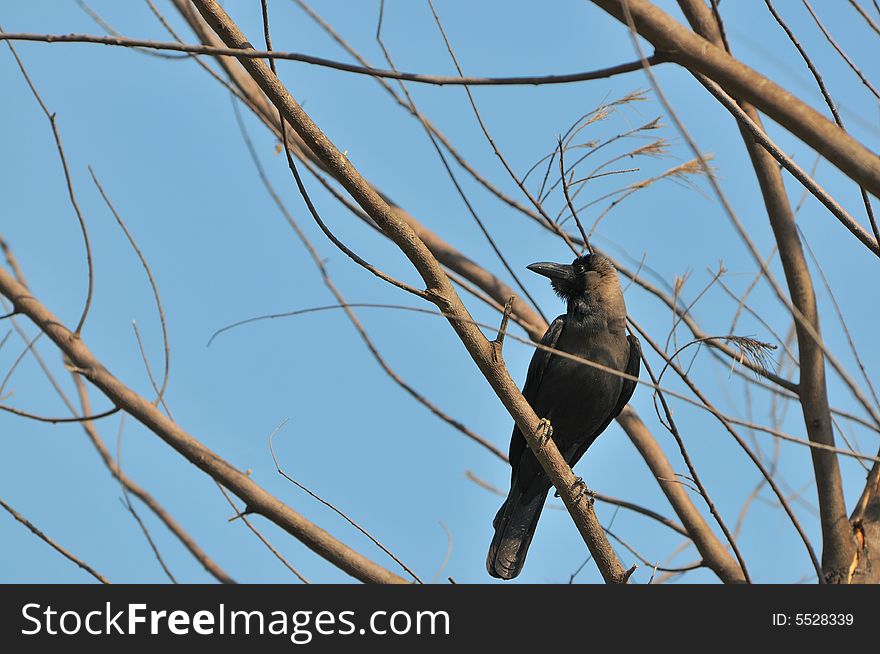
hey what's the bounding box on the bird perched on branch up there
[487,251,640,580]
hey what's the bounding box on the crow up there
[487,252,640,580]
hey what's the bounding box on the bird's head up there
[527,252,622,310]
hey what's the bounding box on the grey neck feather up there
[567,296,607,332]
[566,280,626,334]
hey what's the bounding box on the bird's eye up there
[573,264,586,276]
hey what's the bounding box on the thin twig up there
[465,469,690,537]
[425,0,581,256]
[848,0,880,35]
[638,341,751,583]
[0,265,407,583]
[430,521,454,584]
[694,74,879,257]
[74,0,187,59]
[0,31,663,86]
[558,139,591,251]
[89,168,172,406]
[1,26,94,334]
[764,0,880,252]
[115,415,178,583]
[267,419,423,584]
[0,403,119,423]
[215,483,308,583]
[801,0,880,100]
[207,302,880,462]
[630,318,822,578]
[373,4,549,324]
[0,496,110,583]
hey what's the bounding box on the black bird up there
[487,252,640,580]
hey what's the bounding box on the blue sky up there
[1,0,878,584]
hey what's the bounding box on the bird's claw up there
[569,476,594,505]
[536,418,553,450]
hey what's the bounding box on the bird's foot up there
[564,476,594,505]
[535,418,553,451]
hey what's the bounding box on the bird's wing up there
[563,331,641,467]
[521,316,565,403]
[610,332,641,419]
[508,316,565,467]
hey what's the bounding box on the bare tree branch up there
[764,0,880,246]
[589,0,880,197]
[0,496,110,584]
[231,101,503,461]
[802,0,880,100]
[1,26,94,335]
[0,267,408,584]
[666,0,855,583]
[617,407,745,583]
[694,74,878,257]
[188,0,630,583]
[0,31,663,87]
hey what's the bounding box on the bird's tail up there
[486,484,550,580]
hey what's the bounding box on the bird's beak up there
[527,261,572,282]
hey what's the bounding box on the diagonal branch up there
[589,0,880,197]
[0,268,407,584]
[170,0,548,342]
[0,496,110,584]
[170,0,755,583]
[188,0,629,583]
[0,31,661,87]
[673,0,855,583]
[694,74,878,257]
